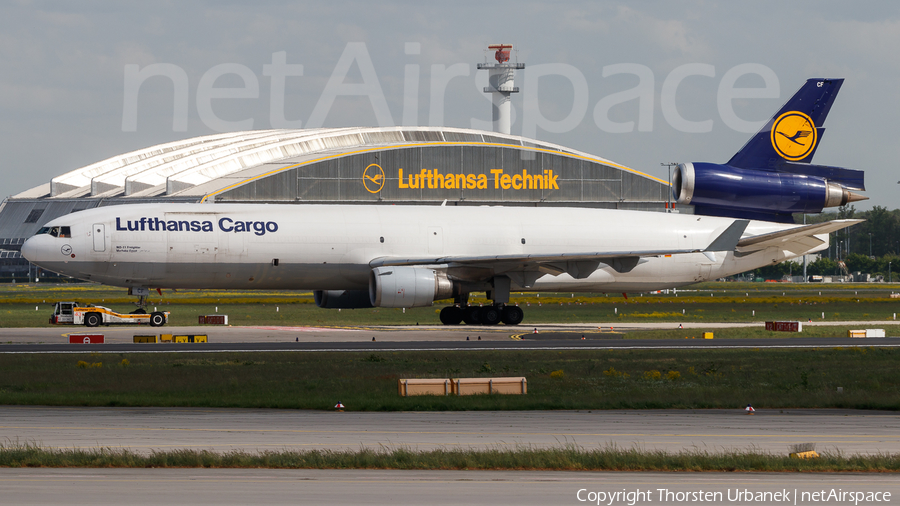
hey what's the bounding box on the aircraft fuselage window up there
[59,226,71,238]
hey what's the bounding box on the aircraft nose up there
[21,237,37,262]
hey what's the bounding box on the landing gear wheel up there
[149,312,165,327]
[439,306,464,325]
[462,306,482,325]
[84,313,101,328]
[480,306,502,326]
[500,305,524,325]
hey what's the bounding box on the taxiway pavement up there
[2,469,898,505]
[0,322,896,352]
[3,406,897,455]
[3,407,899,504]
[0,320,895,345]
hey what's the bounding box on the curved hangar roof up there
[14,127,669,206]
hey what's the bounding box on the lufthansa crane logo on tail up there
[363,163,385,194]
[771,111,817,161]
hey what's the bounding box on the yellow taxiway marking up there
[511,331,621,340]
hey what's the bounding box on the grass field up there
[1,282,898,327]
[2,442,898,471]
[1,348,898,410]
[2,284,899,470]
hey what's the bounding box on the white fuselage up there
[22,203,818,293]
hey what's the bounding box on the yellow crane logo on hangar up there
[363,164,386,194]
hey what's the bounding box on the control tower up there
[477,44,525,135]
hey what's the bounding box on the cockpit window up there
[34,226,69,238]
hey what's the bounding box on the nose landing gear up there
[128,287,151,310]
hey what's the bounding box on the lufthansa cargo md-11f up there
[22,79,865,326]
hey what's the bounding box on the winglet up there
[705,220,750,252]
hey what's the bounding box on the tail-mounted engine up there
[673,162,866,223]
[672,78,866,223]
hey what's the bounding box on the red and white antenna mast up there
[477,44,524,135]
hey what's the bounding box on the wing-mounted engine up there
[369,266,455,308]
[314,290,373,309]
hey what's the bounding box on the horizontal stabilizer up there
[736,219,864,252]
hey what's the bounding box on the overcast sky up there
[2,1,898,210]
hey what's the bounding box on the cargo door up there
[92,224,105,252]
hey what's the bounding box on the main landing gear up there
[439,304,524,326]
[438,275,524,326]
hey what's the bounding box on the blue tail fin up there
[727,78,844,169]
[677,78,867,223]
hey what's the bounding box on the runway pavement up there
[3,406,898,455]
[0,320,896,345]
[2,407,899,504]
[1,324,897,503]
[2,469,898,505]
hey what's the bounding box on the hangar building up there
[0,126,672,279]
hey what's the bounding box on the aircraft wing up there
[736,219,863,254]
[370,220,749,282]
